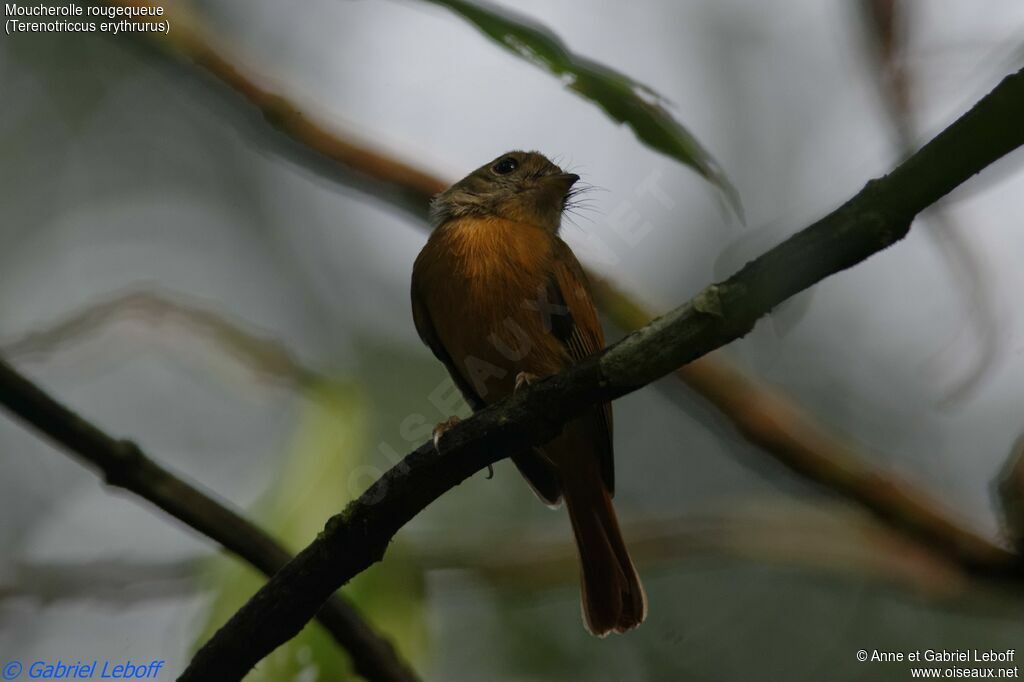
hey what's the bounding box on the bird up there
[410,150,646,636]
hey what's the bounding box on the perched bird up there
[411,151,646,636]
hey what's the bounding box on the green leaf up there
[423,0,742,218]
[194,382,428,680]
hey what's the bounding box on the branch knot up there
[693,285,725,319]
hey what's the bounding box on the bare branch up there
[589,277,1008,566]
[0,558,201,605]
[2,288,323,387]
[182,67,1024,681]
[98,0,445,221]
[0,358,420,682]
[413,505,976,598]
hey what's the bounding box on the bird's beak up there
[544,173,580,193]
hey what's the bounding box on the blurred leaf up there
[424,0,741,218]
[194,382,428,680]
[998,437,1024,552]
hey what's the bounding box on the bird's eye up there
[492,157,518,175]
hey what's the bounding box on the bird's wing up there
[412,276,563,504]
[549,238,616,494]
[411,284,486,412]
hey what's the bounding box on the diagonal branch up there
[96,0,445,220]
[0,558,201,605]
[413,506,981,598]
[86,0,1011,574]
[589,276,1010,567]
[0,358,420,682]
[2,288,322,387]
[663,342,1011,570]
[182,67,1024,681]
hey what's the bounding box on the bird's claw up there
[514,371,538,393]
[433,416,494,479]
[432,415,461,451]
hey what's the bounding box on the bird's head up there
[430,151,580,232]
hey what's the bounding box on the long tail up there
[563,464,647,636]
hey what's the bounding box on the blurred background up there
[2,0,1024,679]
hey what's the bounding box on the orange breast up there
[414,216,570,403]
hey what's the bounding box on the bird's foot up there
[514,371,539,393]
[432,415,494,478]
[432,415,461,451]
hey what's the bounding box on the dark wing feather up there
[549,238,616,494]
[411,286,485,411]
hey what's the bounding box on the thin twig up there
[2,288,322,387]
[413,504,976,598]
[0,558,202,605]
[859,0,1003,402]
[590,275,1009,572]
[98,0,446,220]
[182,67,1024,681]
[0,358,420,682]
